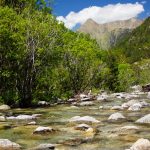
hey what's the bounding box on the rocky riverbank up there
[0,86,150,149]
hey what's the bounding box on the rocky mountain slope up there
[115,17,150,63]
[78,18,143,50]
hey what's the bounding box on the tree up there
[118,63,136,91]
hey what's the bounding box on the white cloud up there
[57,2,144,29]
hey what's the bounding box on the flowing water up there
[0,95,150,150]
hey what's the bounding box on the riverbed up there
[0,92,150,150]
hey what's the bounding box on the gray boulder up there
[136,114,150,124]
[0,105,10,111]
[108,112,126,121]
[38,101,50,106]
[0,116,6,121]
[128,103,142,111]
[128,138,150,150]
[33,126,55,134]
[0,139,21,149]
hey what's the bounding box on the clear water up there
[0,97,149,150]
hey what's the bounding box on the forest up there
[1,0,150,108]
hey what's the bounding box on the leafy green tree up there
[118,63,136,91]
[0,5,64,107]
[60,32,102,95]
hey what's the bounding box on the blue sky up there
[52,0,150,29]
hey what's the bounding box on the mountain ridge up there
[78,18,143,50]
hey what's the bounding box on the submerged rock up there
[136,114,150,124]
[122,99,149,110]
[122,100,139,109]
[74,124,91,131]
[69,116,100,123]
[0,139,21,149]
[32,143,55,150]
[78,101,94,106]
[7,115,36,120]
[60,138,84,146]
[110,125,139,135]
[27,121,36,125]
[108,112,126,121]
[127,138,150,150]
[33,126,55,134]
[70,106,79,109]
[111,106,123,110]
[84,127,96,139]
[0,105,10,111]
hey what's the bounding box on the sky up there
[52,0,150,29]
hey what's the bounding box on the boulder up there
[140,100,149,107]
[111,106,123,110]
[128,138,150,150]
[131,85,142,92]
[0,139,21,149]
[122,100,139,109]
[38,101,50,106]
[7,115,36,120]
[128,103,142,111]
[69,116,100,123]
[113,93,126,99]
[33,143,55,150]
[124,94,139,100]
[0,105,10,111]
[108,112,126,121]
[0,116,6,121]
[136,114,150,124]
[122,100,149,109]
[74,124,91,131]
[33,126,55,134]
[79,94,88,99]
[97,94,108,101]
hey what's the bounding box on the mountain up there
[115,17,150,63]
[78,18,143,50]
